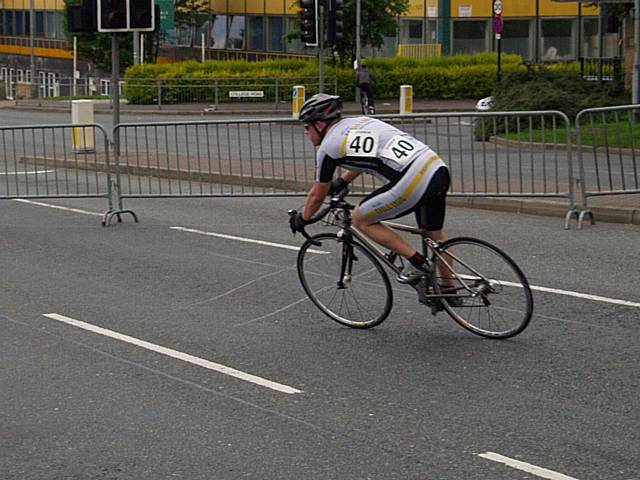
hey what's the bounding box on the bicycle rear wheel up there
[360,93,369,115]
[297,233,392,329]
[432,237,533,339]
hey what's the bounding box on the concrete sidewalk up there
[3,98,479,115]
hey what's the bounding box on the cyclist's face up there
[304,121,324,146]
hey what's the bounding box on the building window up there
[267,16,284,51]
[426,20,437,44]
[227,15,245,49]
[15,11,24,36]
[453,20,488,54]
[502,20,530,59]
[5,11,14,35]
[211,14,227,49]
[287,16,304,53]
[541,19,574,60]
[35,11,45,36]
[248,16,264,50]
[55,12,64,39]
[194,13,210,47]
[399,19,423,44]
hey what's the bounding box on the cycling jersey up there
[315,116,449,228]
[315,116,445,183]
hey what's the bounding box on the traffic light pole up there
[319,2,324,93]
[112,33,120,156]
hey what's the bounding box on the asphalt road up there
[1,195,638,479]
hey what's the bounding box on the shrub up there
[123,53,520,104]
[473,64,630,140]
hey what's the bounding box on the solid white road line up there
[13,198,103,216]
[478,452,579,480]
[171,226,329,254]
[461,275,640,309]
[529,284,640,308]
[43,313,303,395]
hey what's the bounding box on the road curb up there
[447,196,640,226]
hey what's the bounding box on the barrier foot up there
[577,209,595,230]
[102,209,139,227]
[564,208,580,229]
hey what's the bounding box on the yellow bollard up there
[292,85,306,119]
[72,99,95,151]
[400,85,413,115]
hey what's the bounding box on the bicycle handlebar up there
[288,187,351,245]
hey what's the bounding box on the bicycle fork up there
[337,231,356,289]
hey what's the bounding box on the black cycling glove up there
[289,211,309,233]
[329,177,349,196]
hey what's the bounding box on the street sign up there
[493,15,504,35]
[156,0,174,31]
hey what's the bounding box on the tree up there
[290,0,408,63]
[174,0,209,47]
[331,0,409,63]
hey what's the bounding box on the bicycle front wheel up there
[297,233,392,329]
[433,237,533,339]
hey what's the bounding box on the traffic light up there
[327,0,343,46]
[97,0,155,32]
[98,0,126,31]
[67,0,97,33]
[129,0,154,30]
[299,0,318,47]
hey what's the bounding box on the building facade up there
[0,0,620,85]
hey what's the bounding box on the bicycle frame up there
[326,209,453,305]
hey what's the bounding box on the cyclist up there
[289,93,452,285]
[356,64,376,113]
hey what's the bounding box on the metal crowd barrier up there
[0,123,115,217]
[575,104,640,228]
[109,111,577,226]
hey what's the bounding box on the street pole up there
[112,34,120,156]
[29,0,36,98]
[535,0,540,62]
[133,32,140,65]
[634,0,640,104]
[73,36,77,98]
[493,0,503,82]
[319,1,324,92]
[355,0,361,100]
[356,0,361,68]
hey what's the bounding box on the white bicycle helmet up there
[299,93,343,124]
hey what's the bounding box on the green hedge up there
[124,53,522,105]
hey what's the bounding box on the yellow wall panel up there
[420,0,598,18]
[245,0,264,14]
[227,0,245,14]
[285,1,298,15]
[451,1,491,18]
[210,0,227,12]
[406,2,424,17]
[265,1,286,15]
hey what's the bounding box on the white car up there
[475,96,494,112]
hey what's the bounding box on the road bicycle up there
[360,91,376,115]
[288,189,533,339]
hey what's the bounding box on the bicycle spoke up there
[433,237,533,339]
